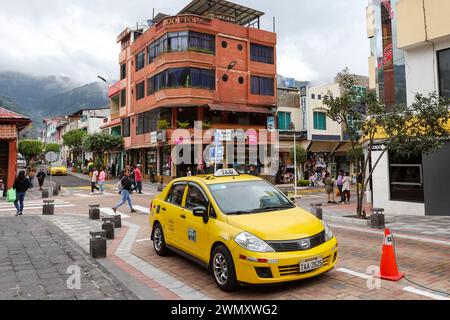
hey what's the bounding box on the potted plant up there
[177,121,191,129]
[157,120,171,130]
[202,121,212,130]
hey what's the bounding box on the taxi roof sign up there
[214,169,240,177]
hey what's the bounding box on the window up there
[221,41,228,48]
[250,44,274,64]
[278,112,292,131]
[250,76,274,96]
[136,81,145,101]
[238,76,244,84]
[122,117,130,137]
[438,48,450,99]
[148,31,215,63]
[389,151,424,202]
[185,185,209,210]
[120,89,126,107]
[166,183,186,206]
[120,63,126,80]
[237,44,244,51]
[313,112,327,130]
[136,50,145,71]
[318,95,322,100]
[148,67,215,94]
[311,94,315,99]
[136,113,144,135]
[222,74,229,82]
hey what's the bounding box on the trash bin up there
[89,231,107,259]
[102,218,115,240]
[43,200,55,215]
[370,208,385,229]
[89,205,100,220]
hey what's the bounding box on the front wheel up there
[152,223,169,256]
[211,245,238,292]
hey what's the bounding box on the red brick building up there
[0,107,31,190]
[103,0,277,181]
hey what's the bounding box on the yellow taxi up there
[48,163,68,176]
[149,169,338,291]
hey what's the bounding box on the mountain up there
[0,71,110,134]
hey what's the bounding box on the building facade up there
[366,0,450,216]
[103,0,277,182]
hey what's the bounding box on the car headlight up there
[323,222,334,242]
[234,232,275,253]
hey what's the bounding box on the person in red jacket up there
[134,164,143,194]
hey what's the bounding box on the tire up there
[211,245,238,292]
[152,223,169,256]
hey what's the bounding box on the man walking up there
[36,168,46,191]
[134,164,143,194]
[13,170,31,216]
[336,169,345,203]
[112,169,137,213]
[91,166,100,195]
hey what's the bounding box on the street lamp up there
[97,75,121,91]
[289,122,297,198]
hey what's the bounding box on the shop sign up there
[205,11,236,23]
[370,144,385,152]
[248,131,258,145]
[383,43,393,65]
[157,130,167,143]
[158,15,212,30]
[222,130,233,142]
[267,116,275,132]
[151,131,158,144]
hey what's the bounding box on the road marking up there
[73,194,92,198]
[0,204,75,212]
[134,205,150,214]
[100,207,130,219]
[136,238,151,243]
[0,201,69,208]
[336,267,370,279]
[403,286,450,300]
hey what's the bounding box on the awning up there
[208,104,272,114]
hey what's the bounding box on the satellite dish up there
[45,152,58,163]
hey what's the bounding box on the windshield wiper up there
[227,210,255,215]
[227,205,294,215]
[257,205,295,212]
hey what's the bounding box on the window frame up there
[135,50,146,71]
[313,112,327,130]
[437,47,450,99]
[136,81,145,101]
[388,152,424,203]
[250,43,274,65]
[250,75,275,96]
[121,117,131,137]
[165,182,187,207]
[184,183,210,212]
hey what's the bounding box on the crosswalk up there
[0,199,75,213]
[73,190,156,198]
[100,207,130,219]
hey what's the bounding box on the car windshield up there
[208,180,295,215]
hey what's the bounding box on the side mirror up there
[193,206,207,218]
[290,197,296,202]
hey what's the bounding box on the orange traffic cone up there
[380,228,405,281]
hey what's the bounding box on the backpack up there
[117,177,125,191]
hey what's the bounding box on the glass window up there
[185,185,209,210]
[122,117,130,137]
[120,63,126,80]
[278,112,291,130]
[251,76,274,96]
[313,112,327,130]
[148,67,215,94]
[438,48,450,99]
[120,89,126,107]
[136,50,145,71]
[389,151,424,202]
[136,113,144,135]
[166,183,186,206]
[250,44,274,64]
[311,94,315,99]
[136,81,145,100]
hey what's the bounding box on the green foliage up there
[202,121,212,130]
[347,146,363,161]
[45,143,61,154]
[157,120,171,130]
[297,180,310,187]
[63,130,88,152]
[289,145,307,164]
[177,121,191,129]
[83,133,124,165]
[18,140,43,163]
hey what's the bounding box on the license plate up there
[299,256,323,273]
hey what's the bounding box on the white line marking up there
[73,194,92,198]
[134,205,150,214]
[136,238,151,243]
[0,204,75,212]
[336,267,370,279]
[100,207,130,219]
[0,201,69,207]
[403,286,450,300]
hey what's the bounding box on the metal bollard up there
[370,208,385,229]
[310,203,323,220]
[89,205,100,220]
[42,189,49,199]
[102,217,115,240]
[53,187,59,196]
[113,215,122,228]
[43,200,55,215]
[89,231,107,259]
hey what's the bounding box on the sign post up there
[45,152,58,196]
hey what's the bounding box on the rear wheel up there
[211,245,238,292]
[153,223,169,256]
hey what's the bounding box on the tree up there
[63,130,88,160]
[289,145,307,180]
[18,140,43,164]
[83,133,124,166]
[45,143,61,154]
[324,68,450,217]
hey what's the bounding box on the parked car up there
[17,153,27,170]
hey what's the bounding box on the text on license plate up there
[299,256,323,273]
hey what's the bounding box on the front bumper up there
[231,237,338,285]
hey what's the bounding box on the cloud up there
[0,0,370,84]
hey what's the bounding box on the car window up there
[166,183,186,206]
[185,185,209,210]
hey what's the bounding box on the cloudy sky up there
[0,0,369,85]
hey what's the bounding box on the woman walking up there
[90,166,100,195]
[13,171,31,216]
[98,167,106,194]
[343,171,351,203]
[112,169,137,214]
[324,172,337,204]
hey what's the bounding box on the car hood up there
[226,207,324,241]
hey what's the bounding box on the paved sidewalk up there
[0,216,137,300]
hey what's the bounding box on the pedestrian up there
[186,166,192,177]
[36,168,46,191]
[112,169,137,214]
[27,167,36,191]
[13,170,31,216]
[343,171,351,203]
[110,161,116,178]
[129,165,136,191]
[309,173,315,189]
[336,169,345,203]
[134,164,143,194]
[98,167,106,194]
[324,172,337,204]
[91,166,100,194]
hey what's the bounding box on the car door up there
[162,182,187,248]
[181,183,212,262]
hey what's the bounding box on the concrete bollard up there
[43,200,55,215]
[89,205,100,220]
[89,231,107,259]
[42,189,49,199]
[102,217,115,240]
[310,203,323,220]
[370,208,385,229]
[53,187,59,196]
[113,215,122,228]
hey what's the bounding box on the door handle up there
[162,207,166,211]
[180,214,186,219]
